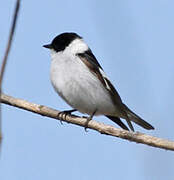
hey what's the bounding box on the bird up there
[43,32,154,131]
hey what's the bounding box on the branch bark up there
[1,93,174,151]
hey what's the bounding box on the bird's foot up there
[57,109,77,124]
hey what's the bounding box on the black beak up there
[43,44,52,49]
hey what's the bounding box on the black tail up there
[106,115,129,131]
[106,106,154,131]
[123,104,154,130]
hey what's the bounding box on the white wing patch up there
[99,68,111,91]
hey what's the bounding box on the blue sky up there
[1,0,174,179]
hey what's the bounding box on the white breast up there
[50,40,116,116]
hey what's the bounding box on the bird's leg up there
[85,109,97,132]
[57,109,77,124]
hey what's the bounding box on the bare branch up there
[1,93,174,151]
[0,0,20,150]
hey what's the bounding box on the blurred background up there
[0,0,174,179]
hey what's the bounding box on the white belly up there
[50,52,116,116]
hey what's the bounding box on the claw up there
[84,127,88,132]
[57,109,77,124]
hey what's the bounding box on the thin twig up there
[1,93,174,151]
[0,0,20,149]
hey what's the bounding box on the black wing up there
[77,49,123,104]
[77,49,134,130]
[106,115,129,130]
[77,49,103,70]
[77,50,154,131]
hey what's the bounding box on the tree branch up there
[0,0,20,150]
[1,93,174,151]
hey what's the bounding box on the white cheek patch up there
[65,39,88,55]
[50,49,59,60]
